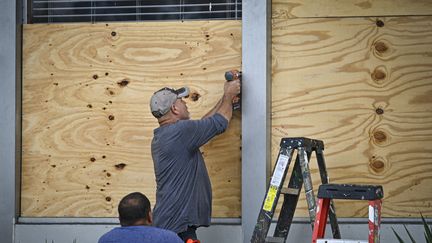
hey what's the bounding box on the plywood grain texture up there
[22,21,241,217]
[272,16,432,217]
[273,0,432,19]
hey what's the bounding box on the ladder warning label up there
[263,185,278,211]
[270,154,289,186]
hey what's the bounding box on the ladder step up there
[317,240,367,243]
[280,187,299,195]
[265,236,285,243]
[317,184,383,200]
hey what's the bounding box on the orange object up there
[185,239,200,243]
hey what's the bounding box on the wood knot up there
[93,74,98,80]
[375,108,384,115]
[371,68,386,82]
[376,20,384,27]
[90,157,96,162]
[105,196,111,202]
[106,88,115,96]
[87,104,93,108]
[108,115,115,120]
[117,79,129,87]
[111,31,116,37]
[373,130,387,144]
[190,92,201,101]
[374,41,388,53]
[114,163,126,170]
[370,159,385,173]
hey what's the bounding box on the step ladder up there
[312,184,384,243]
[251,137,341,243]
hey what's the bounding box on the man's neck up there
[127,219,150,226]
[158,116,179,127]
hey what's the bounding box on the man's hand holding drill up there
[201,70,242,120]
[224,78,241,101]
[224,70,242,109]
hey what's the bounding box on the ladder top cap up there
[318,184,384,200]
[280,137,324,150]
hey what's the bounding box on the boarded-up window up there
[29,0,242,23]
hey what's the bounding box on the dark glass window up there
[29,0,242,23]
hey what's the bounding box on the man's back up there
[149,82,239,241]
[151,114,228,233]
[98,225,183,243]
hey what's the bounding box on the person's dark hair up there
[118,192,151,226]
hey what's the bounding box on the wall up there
[22,21,241,217]
[15,224,243,243]
[14,222,428,242]
[272,0,432,217]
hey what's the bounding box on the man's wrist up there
[223,93,235,100]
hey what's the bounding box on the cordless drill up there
[224,70,242,110]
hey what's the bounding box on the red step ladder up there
[312,184,383,243]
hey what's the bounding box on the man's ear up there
[147,210,153,225]
[170,102,179,115]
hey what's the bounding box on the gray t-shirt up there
[151,113,228,233]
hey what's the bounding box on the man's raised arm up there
[202,79,241,121]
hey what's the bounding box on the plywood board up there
[272,16,432,217]
[273,0,432,19]
[22,21,241,217]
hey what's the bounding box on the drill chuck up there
[225,70,242,81]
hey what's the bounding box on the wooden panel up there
[272,16,432,217]
[273,0,432,19]
[22,21,242,217]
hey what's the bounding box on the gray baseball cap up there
[150,87,190,118]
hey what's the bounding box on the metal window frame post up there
[0,0,22,242]
[241,0,272,242]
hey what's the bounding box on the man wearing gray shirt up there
[149,79,240,242]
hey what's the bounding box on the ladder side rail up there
[315,148,329,184]
[273,156,303,240]
[312,198,331,243]
[368,199,382,243]
[251,147,294,243]
[299,148,316,228]
[315,148,341,239]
